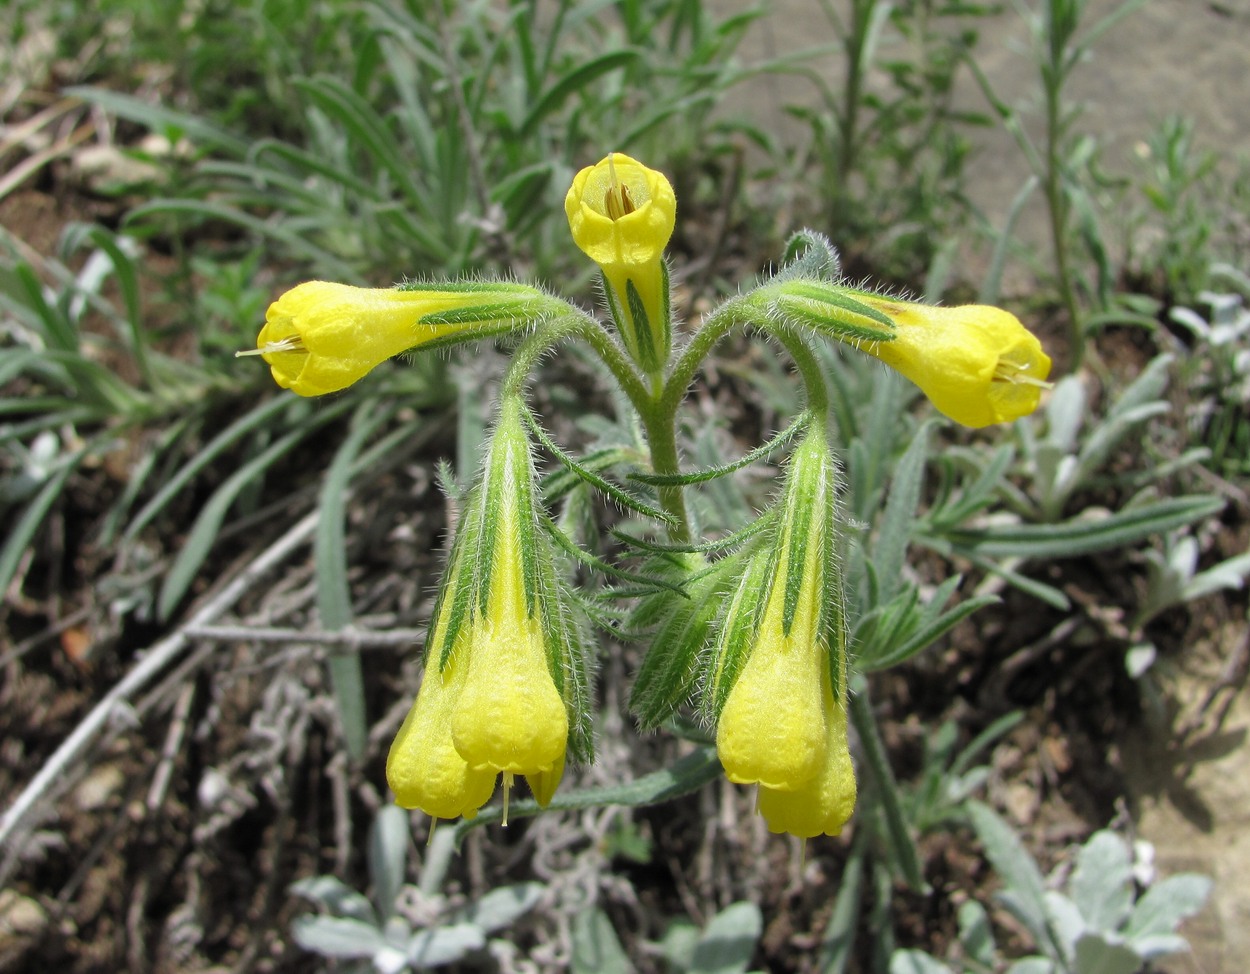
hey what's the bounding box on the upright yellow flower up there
[709,428,856,837]
[771,281,1052,428]
[565,153,676,373]
[242,280,553,396]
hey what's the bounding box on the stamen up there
[603,153,636,221]
[502,772,512,827]
[994,359,1054,389]
[235,335,305,357]
[427,818,439,846]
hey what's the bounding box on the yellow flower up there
[709,430,856,839]
[855,297,1052,428]
[757,666,856,838]
[386,549,496,820]
[244,280,546,396]
[385,401,581,822]
[451,444,568,788]
[715,494,829,790]
[565,153,676,372]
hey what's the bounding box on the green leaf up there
[817,833,865,974]
[876,422,934,601]
[571,908,634,974]
[850,685,926,891]
[889,950,955,974]
[946,496,1225,559]
[1070,831,1133,934]
[630,412,809,486]
[157,403,349,620]
[691,902,762,974]
[318,402,393,629]
[517,50,640,138]
[457,746,722,836]
[368,805,409,922]
[0,449,87,609]
[966,801,1053,949]
[860,595,999,672]
[1124,874,1212,942]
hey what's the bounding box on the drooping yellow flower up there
[712,430,856,840]
[757,665,856,838]
[715,472,829,789]
[451,428,568,789]
[385,400,583,822]
[386,548,496,820]
[565,153,676,372]
[243,280,549,396]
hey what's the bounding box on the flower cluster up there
[245,152,1053,841]
[385,399,590,821]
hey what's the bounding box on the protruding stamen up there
[502,772,513,827]
[603,153,636,221]
[427,818,439,846]
[235,335,305,358]
[994,359,1054,389]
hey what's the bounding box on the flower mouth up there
[602,154,637,220]
[236,335,306,357]
[993,358,1053,389]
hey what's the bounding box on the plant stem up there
[1043,74,1084,370]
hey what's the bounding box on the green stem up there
[768,325,830,422]
[1041,17,1084,370]
[848,682,926,891]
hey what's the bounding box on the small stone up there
[0,890,48,939]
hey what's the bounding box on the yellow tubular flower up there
[386,552,496,819]
[451,409,568,797]
[715,434,832,791]
[246,281,540,396]
[564,153,676,371]
[856,296,1052,428]
[757,665,856,838]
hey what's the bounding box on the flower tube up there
[771,281,1052,428]
[244,280,555,396]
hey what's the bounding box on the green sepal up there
[772,283,898,344]
[629,553,744,730]
[397,279,546,294]
[702,544,772,722]
[630,412,810,487]
[600,272,639,365]
[436,492,482,669]
[624,278,659,373]
[417,302,545,326]
[534,543,596,764]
